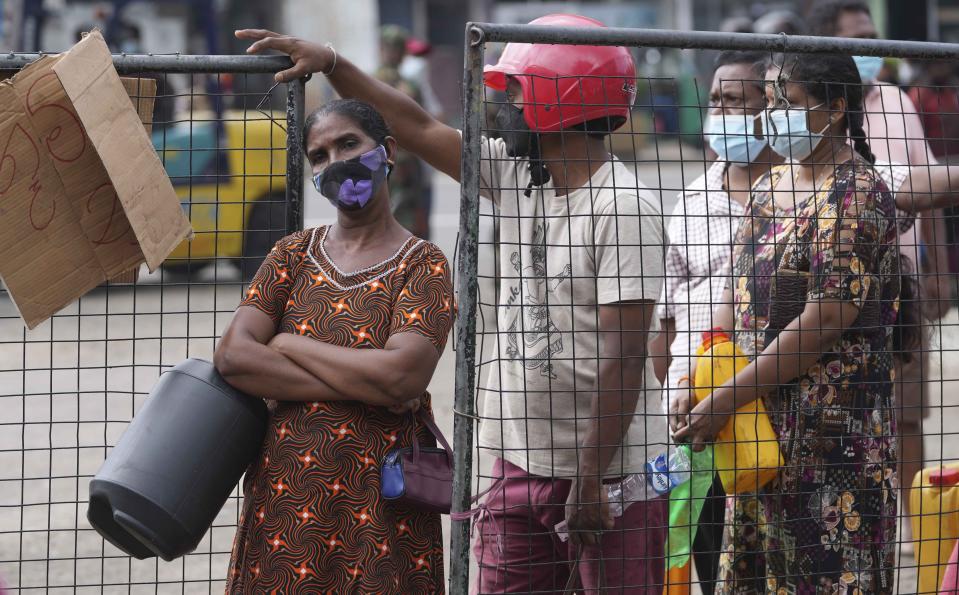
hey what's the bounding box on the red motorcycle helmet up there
[484,14,637,133]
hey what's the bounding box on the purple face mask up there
[312,145,389,211]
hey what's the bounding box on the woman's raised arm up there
[236,29,463,181]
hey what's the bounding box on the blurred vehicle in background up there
[154,111,288,281]
[38,0,290,281]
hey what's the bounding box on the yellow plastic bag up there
[692,330,783,494]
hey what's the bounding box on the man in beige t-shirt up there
[477,139,666,480]
[468,16,668,592]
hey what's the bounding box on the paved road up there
[0,142,953,592]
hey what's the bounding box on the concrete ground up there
[0,140,955,592]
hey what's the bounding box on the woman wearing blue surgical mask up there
[674,53,920,594]
[213,98,453,593]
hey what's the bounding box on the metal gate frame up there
[450,23,959,595]
[0,52,305,593]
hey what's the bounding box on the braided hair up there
[772,53,876,164]
[847,104,876,165]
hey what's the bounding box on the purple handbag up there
[380,410,453,514]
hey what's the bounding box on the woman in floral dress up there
[675,54,920,593]
[213,99,453,593]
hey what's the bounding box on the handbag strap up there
[408,409,453,466]
[418,409,453,453]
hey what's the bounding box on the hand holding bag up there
[693,329,783,494]
[380,409,453,514]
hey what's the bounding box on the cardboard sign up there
[0,31,192,328]
[106,77,160,285]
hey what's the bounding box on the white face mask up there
[761,102,831,161]
[703,112,767,163]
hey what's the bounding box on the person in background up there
[909,60,959,278]
[909,60,959,161]
[808,0,953,547]
[651,49,772,595]
[653,45,959,592]
[236,12,670,592]
[76,22,177,129]
[399,34,444,250]
[752,9,806,35]
[400,36,445,122]
[376,25,431,240]
[214,98,454,593]
[675,52,918,594]
[377,24,411,78]
[718,16,755,34]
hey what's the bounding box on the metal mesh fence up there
[0,54,304,593]
[11,26,959,595]
[451,25,959,595]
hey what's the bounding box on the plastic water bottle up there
[554,468,661,543]
[553,447,692,542]
[644,445,691,496]
[604,473,649,518]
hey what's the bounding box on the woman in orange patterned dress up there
[214,99,454,593]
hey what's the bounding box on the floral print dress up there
[716,159,901,594]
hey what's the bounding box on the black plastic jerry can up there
[87,358,268,561]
